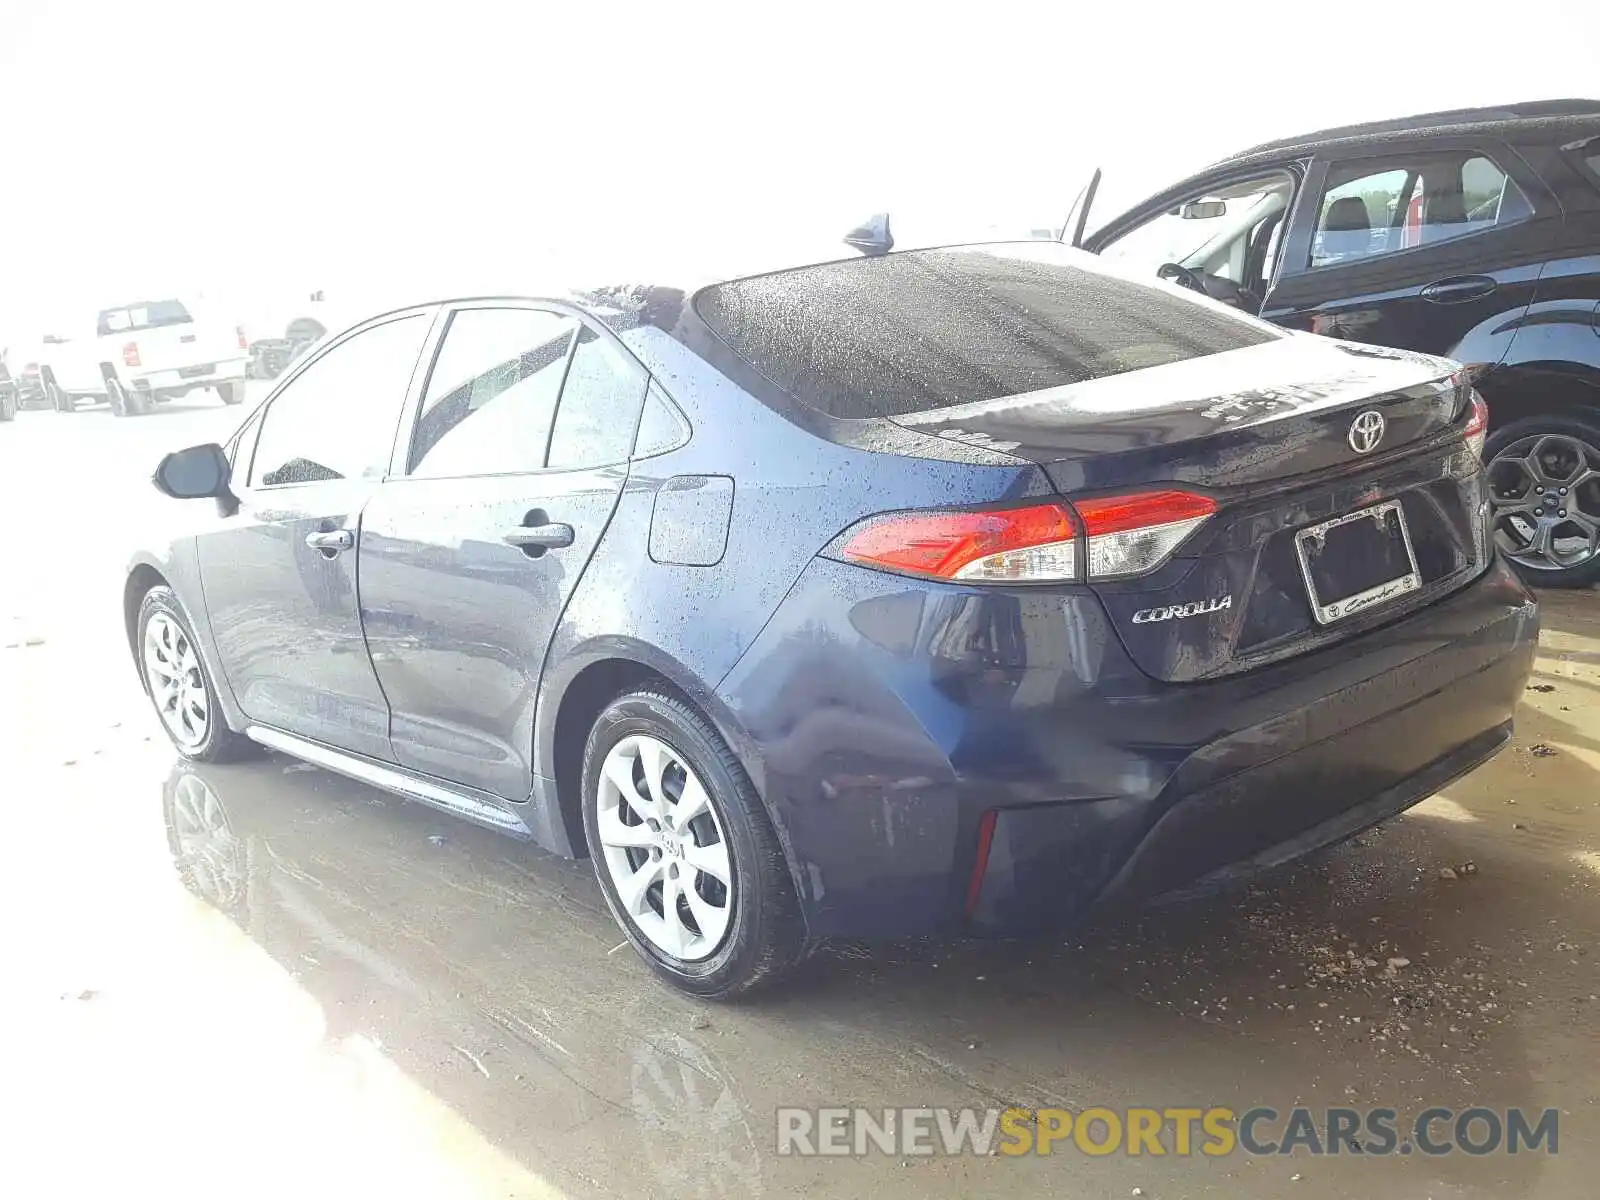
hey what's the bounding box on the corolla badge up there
[1131,595,1232,624]
[1347,409,1386,454]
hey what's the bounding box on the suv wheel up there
[1485,413,1600,587]
[136,587,254,761]
[581,690,808,998]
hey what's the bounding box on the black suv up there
[1071,99,1600,586]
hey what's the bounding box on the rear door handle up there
[503,523,574,551]
[305,528,355,553]
[1420,275,1497,304]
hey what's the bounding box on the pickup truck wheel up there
[0,390,14,421]
[216,381,245,405]
[49,381,75,413]
[107,379,149,417]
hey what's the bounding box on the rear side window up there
[1565,139,1600,189]
[409,307,577,478]
[1310,152,1532,268]
[98,299,192,335]
[694,247,1274,419]
[546,326,649,469]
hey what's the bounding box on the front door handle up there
[305,528,355,554]
[1421,275,1497,304]
[503,523,574,551]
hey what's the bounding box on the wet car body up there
[125,242,1537,978]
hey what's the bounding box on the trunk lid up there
[893,336,1488,682]
[888,335,1463,493]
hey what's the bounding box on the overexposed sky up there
[3,0,1598,335]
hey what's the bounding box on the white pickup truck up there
[37,297,249,416]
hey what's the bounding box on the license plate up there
[1294,499,1421,625]
[179,364,215,378]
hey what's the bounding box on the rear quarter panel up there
[532,330,1049,846]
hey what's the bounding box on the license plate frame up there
[179,363,215,378]
[1294,499,1422,625]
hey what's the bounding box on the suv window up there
[409,307,577,478]
[1565,139,1600,188]
[1310,152,1532,268]
[546,326,649,469]
[696,244,1276,420]
[250,314,429,487]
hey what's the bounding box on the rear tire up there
[216,380,245,405]
[0,389,14,421]
[1484,412,1600,588]
[136,586,256,762]
[48,380,75,413]
[581,690,808,999]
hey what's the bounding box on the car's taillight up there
[1073,490,1219,579]
[236,325,248,350]
[1463,391,1489,462]
[833,489,1218,584]
[838,502,1079,582]
[122,342,140,367]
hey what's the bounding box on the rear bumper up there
[719,556,1537,939]
[133,359,248,393]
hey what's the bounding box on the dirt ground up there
[1,402,1596,1198]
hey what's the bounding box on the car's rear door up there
[358,301,649,800]
[194,310,435,760]
[1261,137,1558,361]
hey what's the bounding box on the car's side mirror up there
[1178,199,1227,220]
[153,443,232,500]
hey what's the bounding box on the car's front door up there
[357,302,650,800]
[195,311,434,760]
[1085,165,1306,314]
[1260,138,1558,359]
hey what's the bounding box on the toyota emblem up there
[1348,409,1386,454]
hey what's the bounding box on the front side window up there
[1101,175,1295,279]
[250,314,430,487]
[1310,152,1532,268]
[546,326,649,469]
[408,307,578,478]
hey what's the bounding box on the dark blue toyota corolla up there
[127,240,1538,997]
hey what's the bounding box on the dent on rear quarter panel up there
[531,329,1048,842]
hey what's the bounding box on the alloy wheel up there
[595,734,734,962]
[143,612,210,749]
[1487,433,1600,572]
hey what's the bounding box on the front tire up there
[136,586,255,762]
[1484,413,1600,588]
[581,690,808,999]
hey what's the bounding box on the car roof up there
[1211,98,1600,171]
[354,238,1090,334]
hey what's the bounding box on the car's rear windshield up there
[694,246,1277,419]
[98,299,193,335]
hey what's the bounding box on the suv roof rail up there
[1225,99,1600,162]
